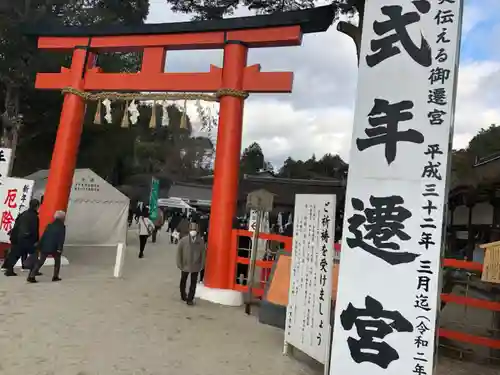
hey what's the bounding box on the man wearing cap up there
[27,210,66,283]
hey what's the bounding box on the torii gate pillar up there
[38,48,94,235]
[204,41,247,297]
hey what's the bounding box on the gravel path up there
[0,231,497,375]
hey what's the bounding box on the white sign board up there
[0,148,12,180]
[248,209,269,251]
[285,194,336,364]
[0,177,34,243]
[330,1,463,375]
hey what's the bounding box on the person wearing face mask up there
[176,222,205,305]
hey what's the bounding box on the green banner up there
[149,177,159,221]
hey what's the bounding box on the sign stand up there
[329,1,464,374]
[282,341,293,355]
[246,210,262,315]
[113,243,126,278]
[480,241,500,284]
[245,189,274,315]
[283,315,332,375]
[284,194,336,367]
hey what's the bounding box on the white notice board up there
[248,209,270,251]
[285,194,336,364]
[0,148,12,180]
[0,177,34,243]
[330,1,464,375]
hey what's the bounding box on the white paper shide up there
[330,1,463,375]
[285,194,336,364]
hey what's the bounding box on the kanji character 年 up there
[356,99,424,165]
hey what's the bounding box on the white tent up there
[25,169,129,246]
[158,197,195,211]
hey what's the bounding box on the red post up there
[38,47,92,235]
[205,41,248,290]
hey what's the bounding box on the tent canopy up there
[25,169,129,246]
[158,197,195,211]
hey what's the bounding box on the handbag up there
[142,218,154,236]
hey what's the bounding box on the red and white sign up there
[0,177,34,243]
[0,148,12,179]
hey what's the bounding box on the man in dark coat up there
[151,208,164,243]
[27,210,66,283]
[4,199,40,276]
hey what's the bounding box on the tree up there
[447,124,500,185]
[240,142,271,174]
[82,99,214,184]
[165,0,354,19]
[0,1,150,175]
[277,154,347,179]
[278,157,309,178]
[164,0,364,60]
[315,153,348,178]
[467,124,500,161]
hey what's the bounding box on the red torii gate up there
[29,6,334,298]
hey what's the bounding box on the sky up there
[145,0,500,168]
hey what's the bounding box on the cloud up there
[462,2,489,36]
[242,100,353,163]
[454,61,500,148]
[147,2,500,167]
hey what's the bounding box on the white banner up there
[0,148,12,180]
[0,177,35,243]
[285,194,336,364]
[330,1,463,375]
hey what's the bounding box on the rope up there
[61,87,249,102]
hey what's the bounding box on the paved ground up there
[0,230,497,375]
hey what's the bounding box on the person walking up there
[176,214,190,239]
[4,199,40,277]
[168,213,179,243]
[198,215,209,284]
[27,210,66,283]
[127,208,133,227]
[138,208,154,258]
[151,208,164,243]
[176,222,205,305]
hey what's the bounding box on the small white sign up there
[0,148,12,181]
[0,177,34,243]
[285,194,336,364]
[248,209,269,251]
[330,1,464,375]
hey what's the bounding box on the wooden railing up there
[230,230,500,353]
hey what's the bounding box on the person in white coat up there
[138,208,154,258]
